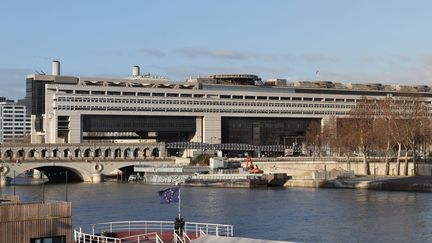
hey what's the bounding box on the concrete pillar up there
[33,169,42,179]
[91,173,104,183]
[203,115,221,144]
[192,117,204,142]
[69,114,82,143]
[0,176,10,187]
[158,143,166,158]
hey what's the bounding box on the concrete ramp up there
[192,235,296,243]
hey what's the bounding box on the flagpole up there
[178,186,181,219]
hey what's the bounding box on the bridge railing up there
[166,142,302,152]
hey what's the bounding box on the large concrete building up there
[0,99,31,144]
[25,61,432,147]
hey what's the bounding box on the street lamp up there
[196,135,203,154]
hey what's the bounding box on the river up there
[1,183,431,242]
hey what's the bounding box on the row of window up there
[2,131,27,134]
[2,110,25,113]
[55,92,357,103]
[55,105,347,115]
[1,118,30,122]
[1,127,29,130]
[2,123,30,126]
[1,106,24,109]
[55,97,356,109]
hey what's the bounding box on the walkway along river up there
[1,183,432,242]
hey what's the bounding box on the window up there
[75,90,90,94]
[91,91,105,95]
[107,91,121,96]
[167,93,179,97]
[31,236,66,243]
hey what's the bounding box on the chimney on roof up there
[52,60,60,76]
[132,65,140,77]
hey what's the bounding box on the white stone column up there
[69,114,82,143]
[203,115,221,144]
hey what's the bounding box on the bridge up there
[0,142,301,161]
[0,159,175,184]
[0,142,301,185]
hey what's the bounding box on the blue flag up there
[158,187,180,204]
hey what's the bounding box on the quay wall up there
[239,159,416,176]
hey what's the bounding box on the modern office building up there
[25,61,432,146]
[0,99,31,144]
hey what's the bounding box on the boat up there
[74,220,234,242]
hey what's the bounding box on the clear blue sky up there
[1,0,432,99]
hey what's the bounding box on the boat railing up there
[75,220,233,242]
[182,231,192,243]
[185,221,233,238]
[74,227,121,243]
[173,233,184,243]
[91,220,174,235]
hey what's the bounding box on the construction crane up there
[245,156,263,174]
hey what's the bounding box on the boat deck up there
[74,220,233,243]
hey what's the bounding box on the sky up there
[1,0,432,100]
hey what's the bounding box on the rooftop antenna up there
[315,70,319,80]
[32,56,54,61]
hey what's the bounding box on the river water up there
[1,183,431,243]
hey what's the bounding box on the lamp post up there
[65,171,68,201]
[196,135,203,154]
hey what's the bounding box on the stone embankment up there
[347,176,432,192]
[284,174,432,192]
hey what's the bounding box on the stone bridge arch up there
[29,165,85,183]
[4,163,93,182]
[15,149,25,160]
[2,149,13,160]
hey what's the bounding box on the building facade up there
[0,99,31,144]
[25,61,432,146]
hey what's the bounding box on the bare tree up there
[305,120,322,157]
[348,97,379,175]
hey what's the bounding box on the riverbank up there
[285,176,432,192]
